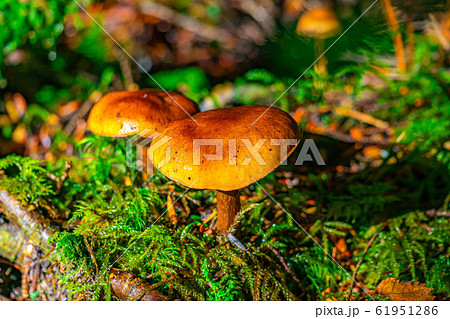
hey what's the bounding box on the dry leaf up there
[335,238,348,253]
[375,278,435,301]
[110,269,167,301]
[363,146,382,159]
[167,194,177,225]
[57,100,80,117]
[350,128,363,140]
[6,99,20,122]
[13,93,27,117]
[12,123,27,144]
[292,107,307,124]
[284,0,304,16]
[181,196,190,218]
[124,176,132,186]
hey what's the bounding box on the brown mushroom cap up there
[150,105,302,191]
[296,7,341,39]
[87,89,199,137]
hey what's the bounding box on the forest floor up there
[0,31,449,301]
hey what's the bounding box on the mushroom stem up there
[314,39,327,75]
[313,39,327,89]
[216,190,241,233]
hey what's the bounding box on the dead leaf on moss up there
[375,278,435,301]
[167,194,177,225]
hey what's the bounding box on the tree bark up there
[216,190,241,233]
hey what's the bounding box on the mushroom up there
[87,89,199,137]
[296,7,341,79]
[87,89,199,177]
[149,105,302,233]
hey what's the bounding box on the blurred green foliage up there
[0,0,90,84]
[150,67,210,103]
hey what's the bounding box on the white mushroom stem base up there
[216,190,241,233]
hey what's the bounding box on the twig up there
[21,245,32,299]
[63,100,94,135]
[113,46,134,89]
[308,112,391,145]
[138,1,235,44]
[47,160,72,193]
[426,209,450,218]
[333,106,389,130]
[348,220,389,300]
[40,247,56,262]
[265,246,300,284]
[0,257,22,272]
[232,0,275,36]
[226,203,259,236]
[429,14,450,51]
[83,236,99,276]
[30,261,40,293]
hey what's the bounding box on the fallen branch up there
[0,189,57,247]
[0,188,167,300]
[138,1,235,45]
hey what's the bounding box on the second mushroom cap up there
[87,89,199,137]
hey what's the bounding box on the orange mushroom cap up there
[87,89,199,137]
[150,105,302,191]
[296,7,341,39]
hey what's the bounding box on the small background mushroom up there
[296,7,341,87]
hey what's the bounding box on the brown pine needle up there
[348,220,389,300]
[334,107,390,129]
